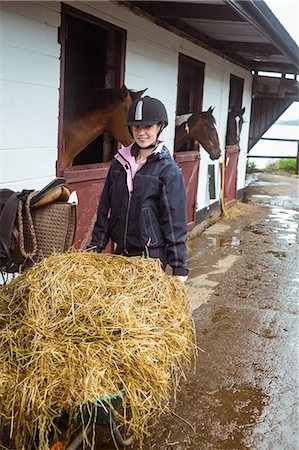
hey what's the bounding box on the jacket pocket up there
[141,207,158,246]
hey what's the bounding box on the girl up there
[89,96,188,282]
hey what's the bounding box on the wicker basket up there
[9,202,77,273]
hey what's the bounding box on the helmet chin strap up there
[131,142,156,157]
[143,142,157,150]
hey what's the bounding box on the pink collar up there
[115,141,165,192]
[116,141,165,163]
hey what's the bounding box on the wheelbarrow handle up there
[111,417,135,447]
[65,425,92,450]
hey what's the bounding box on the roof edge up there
[226,0,299,72]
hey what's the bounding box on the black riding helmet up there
[127,96,168,138]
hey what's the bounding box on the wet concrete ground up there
[1,172,298,450]
[133,172,299,450]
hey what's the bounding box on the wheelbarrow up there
[50,391,135,450]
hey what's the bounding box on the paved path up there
[138,172,299,450]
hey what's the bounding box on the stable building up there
[1,1,298,248]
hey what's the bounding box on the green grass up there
[265,158,297,174]
[246,160,256,169]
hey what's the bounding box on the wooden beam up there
[249,61,299,73]
[149,3,245,21]
[167,18,215,47]
[215,41,279,54]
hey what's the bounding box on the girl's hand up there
[174,275,188,283]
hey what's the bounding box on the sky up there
[265,0,299,45]
[264,0,299,120]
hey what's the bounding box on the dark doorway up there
[176,54,204,116]
[226,74,244,146]
[228,74,244,111]
[58,5,126,249]
[60,5,126,166]
[174,54,204,230]
[223,75,244,209]
[175,54,205,151]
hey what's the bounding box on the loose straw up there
[0,252,195,449]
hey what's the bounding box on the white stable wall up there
[1,0,252,212]
[0,1,61,191]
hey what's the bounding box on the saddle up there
[0,178,76,274]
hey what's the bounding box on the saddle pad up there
[9,202,76,272]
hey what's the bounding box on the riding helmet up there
[127,96,168,128]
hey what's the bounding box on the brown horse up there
[62,85,146,167]
[174,107,221,160]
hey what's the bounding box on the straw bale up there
[0,252,195,449]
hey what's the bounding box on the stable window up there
[228,75,244,110]
[59,5,126,166]
[226,75,245,146]
[175,54,205,151]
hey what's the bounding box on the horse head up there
[226,106,246,146]
[175,107,221,160]
[109,85,147,147]
[62,85,147,167]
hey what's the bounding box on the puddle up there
[207,235,240,247]
[202,385,269,449]
[188,255,239,311]
[250,181,289,187]
[276,234,297,244]
[269,207,299,224]
[267,207,299,243]
[252,194,273,199]
[205,228,241,248]
[204,223,231,234]
[245,173,258,187]
[253,195,298,209]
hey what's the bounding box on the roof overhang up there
[124,0,299,75]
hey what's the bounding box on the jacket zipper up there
[116,152,134,254]
[118,150,163,254]
[123,191,132,254]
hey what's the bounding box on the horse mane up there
[64,87,128,119]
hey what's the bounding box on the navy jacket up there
[90,142,188,275]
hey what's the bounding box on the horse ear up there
[130,88,147,101]
[120,85,129,99]
[139,88,147,96]
[208,106,215,114]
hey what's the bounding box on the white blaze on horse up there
[174,107,221,160]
